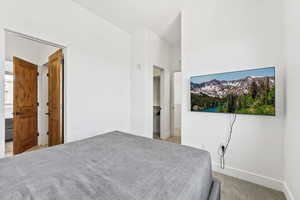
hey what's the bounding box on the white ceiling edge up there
[72,0,182,47]
[71,1,133,37]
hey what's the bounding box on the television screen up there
[190,67,275,115]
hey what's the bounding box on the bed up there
[0,131,220,200]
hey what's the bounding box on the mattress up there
[0,131,214,200]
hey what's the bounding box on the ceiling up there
[72,0,183,46]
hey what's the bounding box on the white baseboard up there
[283,182,295,200]
[212,162,284,192]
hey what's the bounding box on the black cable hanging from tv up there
[218,114,237,169]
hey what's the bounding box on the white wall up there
[283,0,300,199]
[171,46,181,73]
[0,0,132,157]
[172,72,182,137]
[130,28,172,139]
[170,46,181,136]
[130,29,148,138]
[182,0,285,190]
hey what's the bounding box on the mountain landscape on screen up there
[190,67,276,115]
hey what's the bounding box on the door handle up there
[13,112,23,115]
[45,112,50,115]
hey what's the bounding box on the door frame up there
[0,29,67,157]
[170,70,182,136]
[171,71,182,138]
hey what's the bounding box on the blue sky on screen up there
[191,67,275,84]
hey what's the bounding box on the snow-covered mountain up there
[191,76,275,98]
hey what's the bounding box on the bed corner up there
[208,178,221,200]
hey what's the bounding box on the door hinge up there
[61,58,64,65]
[47,73,49,77]
[37,102,39,106]
[47,131,49,135]
[47,102,49,106]
[37,72,39,76]
[37,132,40,136]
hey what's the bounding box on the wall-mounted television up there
[190,67,276,116]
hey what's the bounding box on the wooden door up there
[48,49,63,146]
[13,57,38,154]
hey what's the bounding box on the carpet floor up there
[214,172,286,200]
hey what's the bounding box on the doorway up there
[153,67,162,139]
[4,30,65,156]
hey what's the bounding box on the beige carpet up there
[25,144,48,152]
[164,136,181,144]
[214,172,286,200]
[5,142,48,156]
[154,136,181,144]
[5,141,13,157]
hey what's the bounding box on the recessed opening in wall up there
[3,30,66,157]
[153,66,182,145]
[153,66,163,140]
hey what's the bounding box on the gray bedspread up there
[0,131,214,200]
